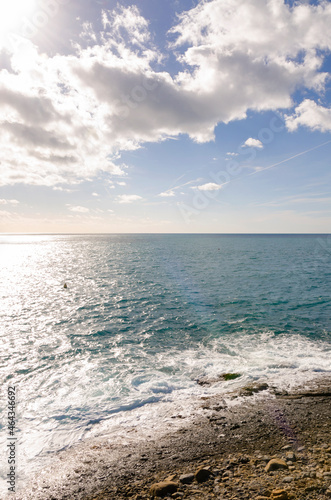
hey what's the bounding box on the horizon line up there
[1,232,330,236]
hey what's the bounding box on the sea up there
[0,233,330,494]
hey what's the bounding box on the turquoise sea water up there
[0,234,330,491]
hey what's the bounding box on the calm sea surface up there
[0,234,330,491]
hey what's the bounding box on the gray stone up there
[179,473,194,485]
[285,451,296,462]
[283,476,294,483]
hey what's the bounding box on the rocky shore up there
[17,377,331,500]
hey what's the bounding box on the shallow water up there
[0,233,330,493]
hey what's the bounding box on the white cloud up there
[159,190,175,197]
[0,2,330,187]
[102,5,151,47]
[243,138,264,149]
[285,99,331,132]
[117,194,143,203]
[196,182,223,191]
[92,192,99,197]
[226,152,238,157]
[0,199,19,205]
[67,205,90,213]
[117,181,126,186]
[53,187,75,193]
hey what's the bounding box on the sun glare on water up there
[0,0,36,39]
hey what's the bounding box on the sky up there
[0,0,330,233]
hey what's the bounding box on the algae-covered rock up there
[221,373,241,381]
[197,373,241,385]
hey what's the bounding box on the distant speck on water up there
[64,283,67,289]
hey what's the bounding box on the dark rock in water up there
[195,467,212,483]
[149,480,178,497]
[221,373,241,381]
[197,377,220,386]
[197,372,241,386]
[179,473,194,484]
[64,283,68,289]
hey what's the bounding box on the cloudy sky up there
[0,0,330,233]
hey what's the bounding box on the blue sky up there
[0,0,330,233]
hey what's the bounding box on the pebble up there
[194,467,212,483]
[149,481,178,498]
[265,459,288,473]
[283,476,294,483]
[179,473,194,484]
[271,489,288,500]
[285,451,296,462]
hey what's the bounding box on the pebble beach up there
[17,376,331,500]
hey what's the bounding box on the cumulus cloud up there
[117,194,143,203]
[159,190,175,197]
[195,183,223,191]
[243,138,264,149]
[0,2,330,187]
[286,99,331,132]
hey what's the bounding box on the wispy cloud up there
[194,182,223,191]
[66,205,90,213]
[0,199,19,205]
[117,194,143,204]
[252,194,331,208]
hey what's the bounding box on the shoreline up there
[15,375,331,499]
